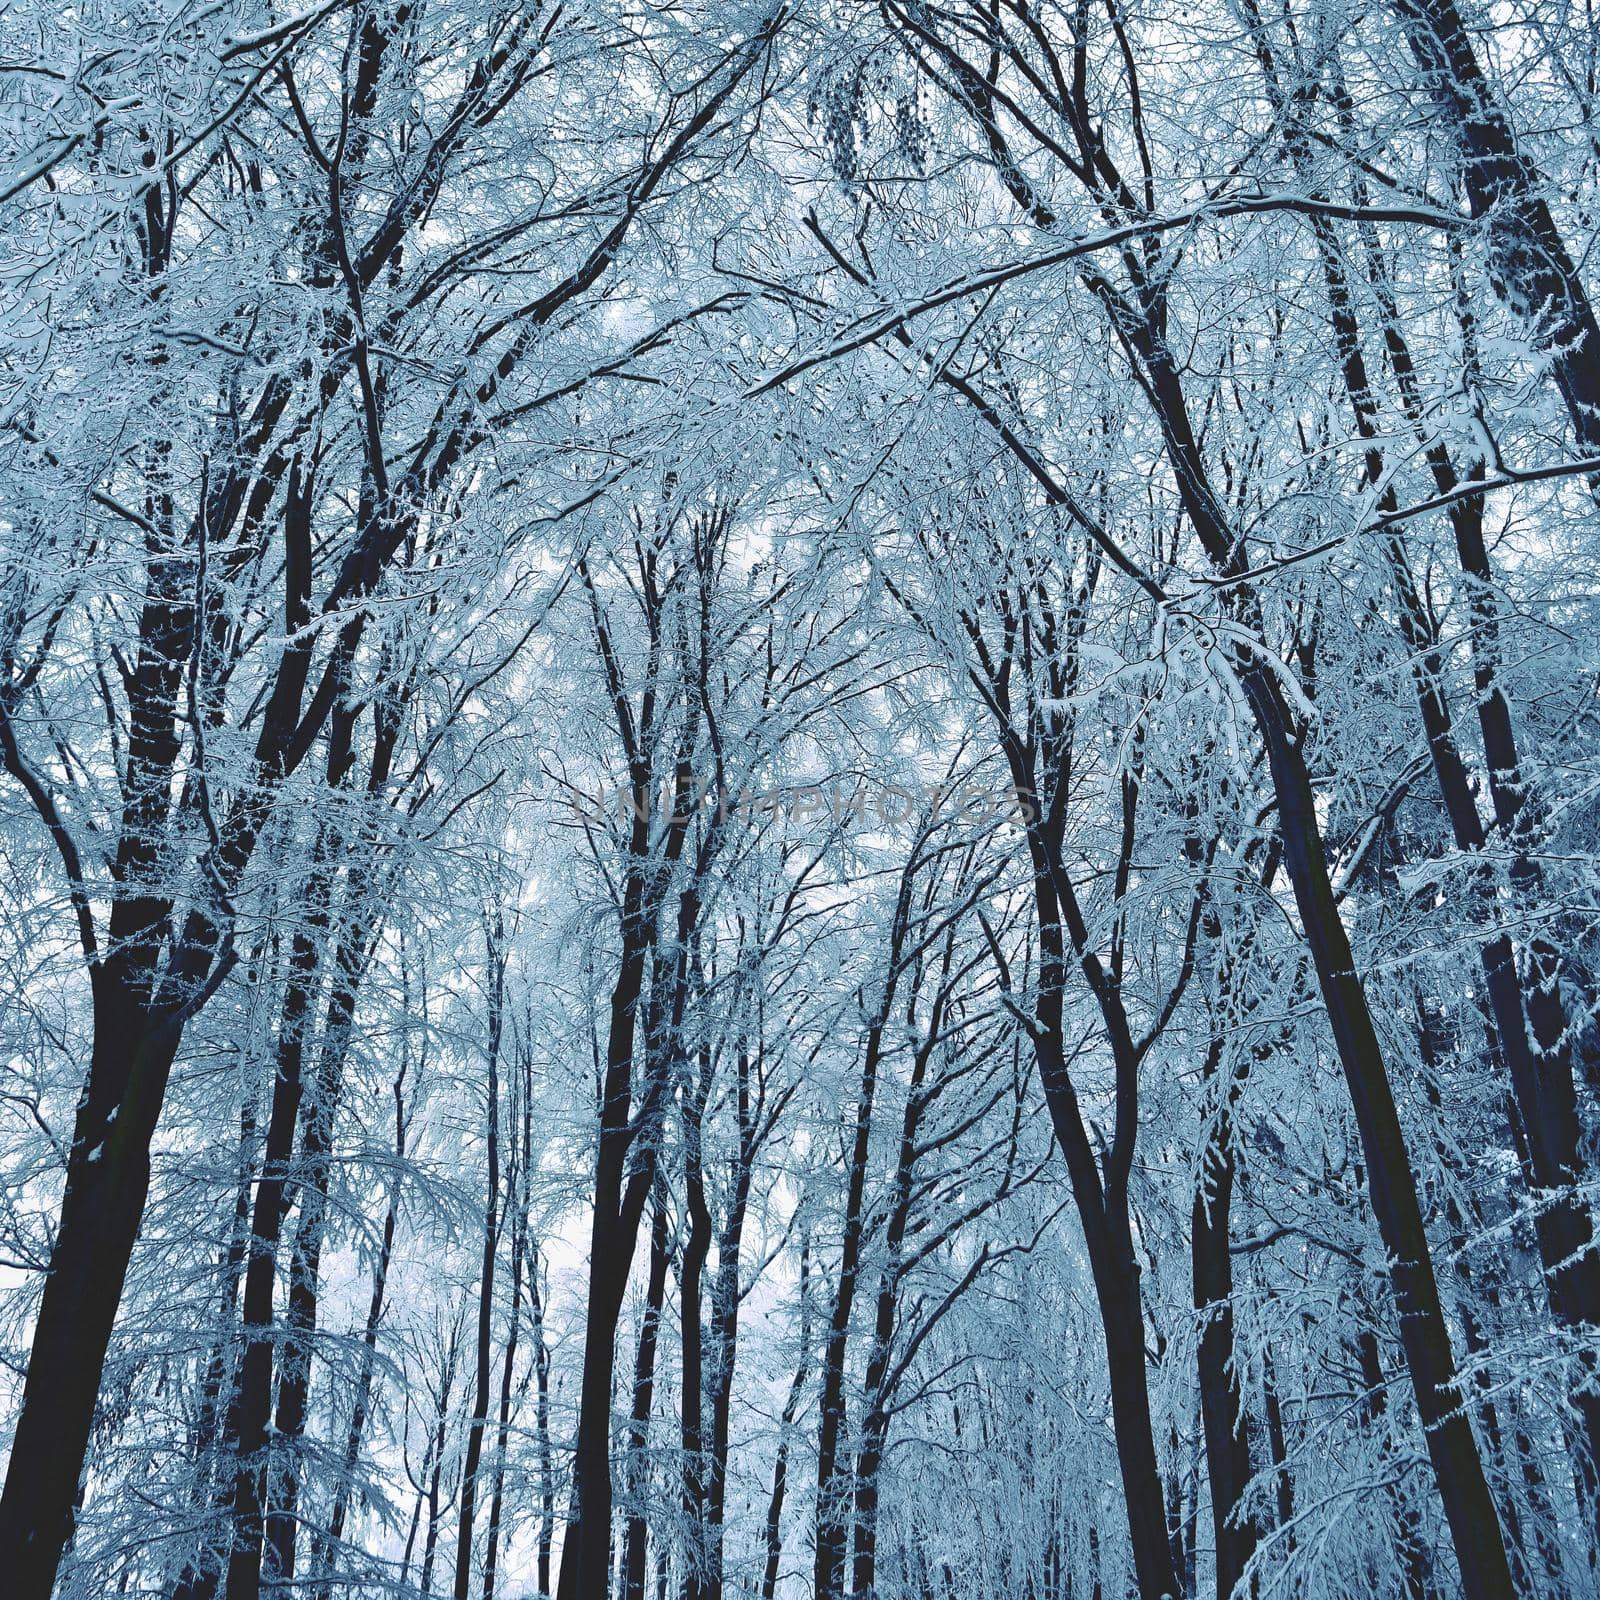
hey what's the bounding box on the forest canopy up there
[2,1,1600,1598]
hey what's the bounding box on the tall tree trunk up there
[812,842,934,1599]
[622,1197,671,1600]
[1355,1327,1437,1600]
[1062,244,1515,1596]
[1191,1038,1260,1600]
[1261,1349,1293,1546]
[224,880,329,1600]
[1012,794,1183,1600]
[1248,668,1513,1599]
[264,871,385,1587]
[482,1043,534,1600]
[903,30,1519,1574]
[170,1092,259,1600]
[814,1017,885,1600]
[455,930,506,1600]
[703,1045,757,1600]
[531,1253,556,1596]
[761,1245,809,1600]
[417,1316,465,1597]
[680,1077,713,1600]
[943,272,1514,1587]
[313,1056,408,1600]
[555,876,659,1600]
[852,1007,943,1600]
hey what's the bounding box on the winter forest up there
[5,1,1600,1598]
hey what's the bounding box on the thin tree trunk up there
[622,1196,671,1600]
[556,657,702,1600]
[421,1319,464,1597]
[313,1056,409,1600]
[761,1244,809,1600]
[852,997,946,1599]
[680,1073,713,1600]
[703,1044,758,1600]
[814,1014,885,1600]
[812,841,940,1599]
[531,1252,556,1596]
[224,855,331,1600]
[1013,796,1184,1600]
[264,870,386,1586]
[1191,1038,1260,1600]
[1262,1349,1293,1545]
[482,1041,533,1600]
[170,1093,259,1600]
[455,929,506,1600]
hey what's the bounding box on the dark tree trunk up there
[531,1255,556,1596]
[761,1246,809,1600]
[233,679,399,1598]
[814,1018,885,1600]
[852,999,946,1600]
[455,934,506,1600]
[0,1007,184,1600]
[0,535,200,1599]
[264,873,385,1587]
[170,1094,259,1600]
[937,253,1514,1588]
[313,1058,407,1600]
[555,887,657,1600]
[557,546,707,1600]
[1013,797,1184,1600]
[621,1197,671,1600]
[851,24,1513,1579]
[420,1323,463,1597]
[680,1075,713,1600]
[1355,1328,1437,1600]
[225,884,329,1600]
[1261,1350,1293,1544]
[1082,250,1515,1598]
[1191,1039,1260,1600]
[1250,674,1513,1599]
[816,847,934,1600]
[0,439,328,1600]
[702,1048,755,1600]
[482,1045,533,1600]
